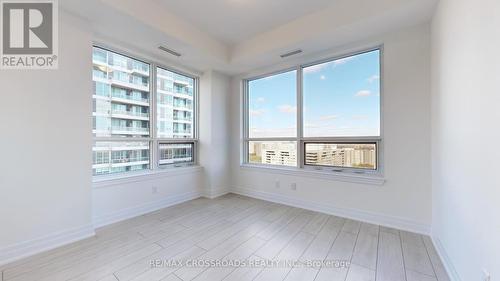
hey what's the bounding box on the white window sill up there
[239,164,385,186]
[92,165,203,189]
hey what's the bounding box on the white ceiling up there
[61,0,437,75]
[155,0,335,45]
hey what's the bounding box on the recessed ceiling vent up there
[280,49,302,58]
[158,46,181,57]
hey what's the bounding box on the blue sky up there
[249,50,380,138]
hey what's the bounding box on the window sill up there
[239,164,385,186]
[92,165,203,189]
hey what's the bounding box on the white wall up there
[92,169,204,227]
[0,11,230,265]
[229,24,432,233]
[0,12,94,263]
[430,0,500,280]
[199,70,231,198]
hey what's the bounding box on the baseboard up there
[202,187,230,199]
[431,235,461,281]
[0,224,95,267]
[92,191,202,228]
[231,187,430,235]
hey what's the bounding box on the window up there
[304,143,377,170]
[159,143,194,166]
[244,48,381,174]
[156,66,195,139]
[245,70,298,167]
[92,46,197,177]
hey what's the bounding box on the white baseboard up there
[0,224,95,267]
[231,187,430,235]
[431,235,461,281]
[92,191,202,228]
[202,187,230,199]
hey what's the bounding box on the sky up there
[248,50,380,138]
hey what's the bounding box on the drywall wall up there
[0,12,94,264]
[93,69,233,224]
[92,168,204,227]
[229,24,432,233]
[431,0,500,280]
[199,70,231,198]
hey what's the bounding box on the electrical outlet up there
[152,186,158,194]
[275,180,280,188]
[483,269,490,281]
[291,183,297,191]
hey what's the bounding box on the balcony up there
[131,65,149,77]
[111,93,149,106]
[173,130,192,136]
[111,110,149,121]
[158,88,193,100]
[110,77,149,92]
[159,157,192,165]
[173,116,192,122]
[112,156,149,164]
[111,126,149,135]
[173,103,193,111]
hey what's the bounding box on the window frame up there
[242,46,383,177]
[92,44,199,179]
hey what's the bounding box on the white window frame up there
[242,46,384,179]
[92,44,199,180]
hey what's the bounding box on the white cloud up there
[352,115,369,120]
[250,127,296,138]
[334,57,354,65]
[278,104,297,114]
[320,75,326,80]
[367,74,380,83]
[303,63,328,74]
[304,123,319,128]
[319,114,338,121]
[355,90,372,97]
[249,109,266,116]
[256,97,265,103]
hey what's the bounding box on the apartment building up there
[92,47,195,175]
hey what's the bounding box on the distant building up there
[306,144,376,169]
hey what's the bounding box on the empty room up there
[0,0,498,280]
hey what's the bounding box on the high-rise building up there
[305,144,376,169]
[251,142,297,166]
[156,67,194,139]
[92,47,195,175]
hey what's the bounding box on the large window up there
[92,46,197,176]
[244,48,381,173]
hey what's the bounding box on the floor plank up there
[345,263,375,281]
[1,195,451,281]
[406,270,438,281]
[351,223,379,270]
[376,231,406,281]
[400,231,435,276]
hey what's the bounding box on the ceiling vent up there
[280,49,302,58]
[158,46,181,57]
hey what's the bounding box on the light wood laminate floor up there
[0,194,451,281]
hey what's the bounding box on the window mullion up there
[150,64,157,170]
[297,65,303,169]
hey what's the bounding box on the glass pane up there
[248,70,297,138]
[93,141,150,176]
[159,143,194,166]
[303,50,380,137]
[156,67,195,138]
[248,141,297,167]
[92,46,150,138]
[304,143,377,170]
